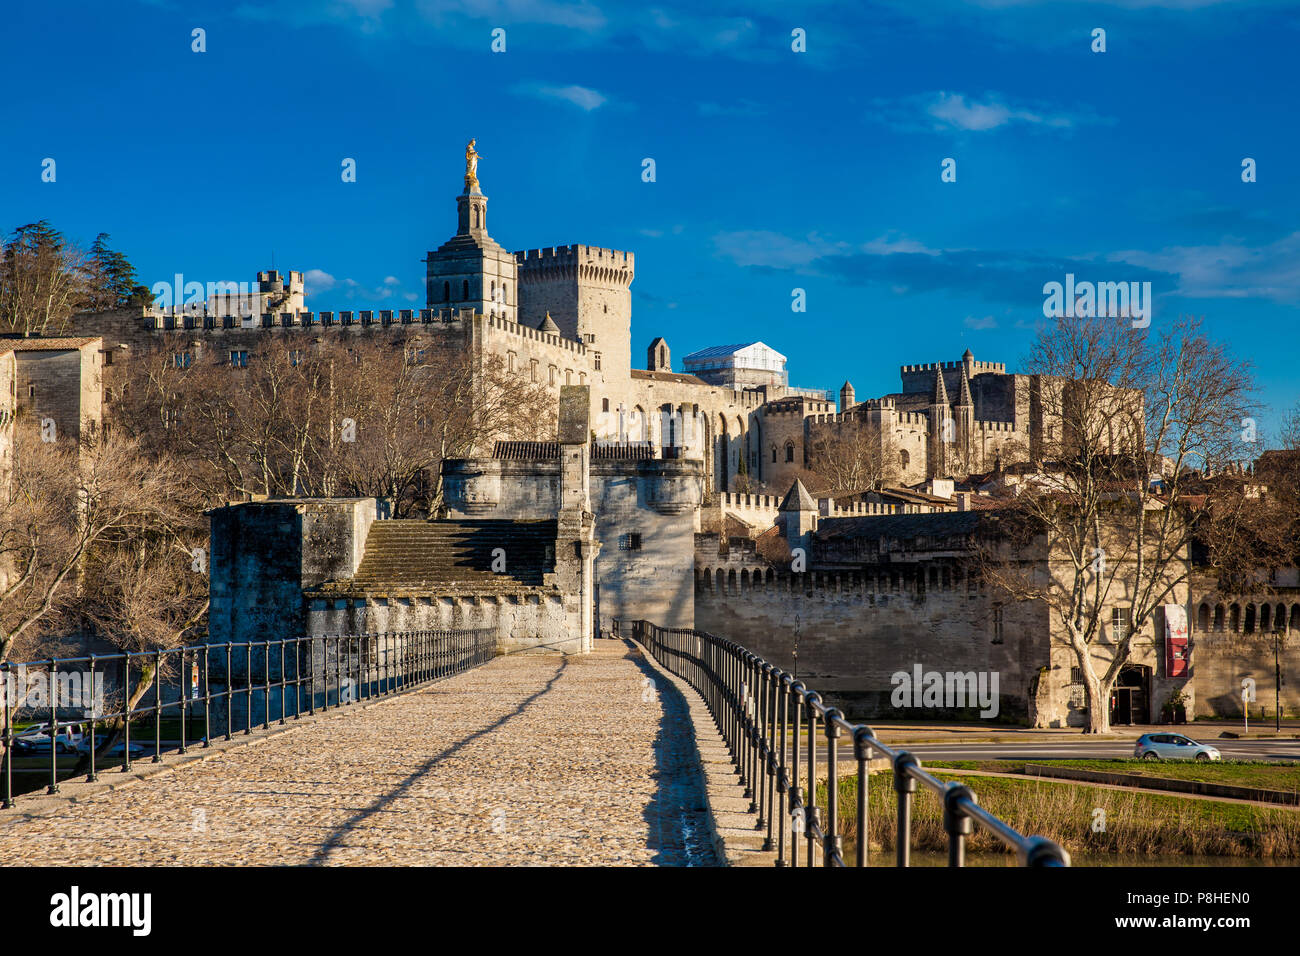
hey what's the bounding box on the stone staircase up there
[335,519,557,591]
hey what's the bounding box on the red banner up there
[1164,605,1189,677]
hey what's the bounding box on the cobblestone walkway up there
[0,641,718,866]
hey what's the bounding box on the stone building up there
[68,147,1099,501]
[10,337,104,445]
[209,387,606,685]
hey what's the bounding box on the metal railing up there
[625,620,1070,868]
[1,629,496,809]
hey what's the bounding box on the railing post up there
[824,708,843,867]
[179,648,188,755]
[245,643,253,733]
[203,648,212,745]
[2,663,13,808]
[123,655,133,771]
[48,658,60,793]
[893,751,919,868]
[775,675,788,866]
[279,639,287,724]
[853,727,873,867]
[789,681,803,868]
[152,649,162,763]
[86,655,99,781]
[943,782,976,868]
[225,644,233,739]
[805,692,820,866]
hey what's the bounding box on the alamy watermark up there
[1,667,105,715]
[1042,273,1152,328]
[890,664,1000,718]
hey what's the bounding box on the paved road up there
[0,642,718,866]
[803,737,1300,764]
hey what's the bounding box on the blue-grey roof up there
[681,343,759,362]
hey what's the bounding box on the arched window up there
[1261,604,1273,632]
[1245,604,1256,633]
[1197,603,1210,631]
[785,441,795,463]
[1291,604,1300,632]
[502,282,509,304]
[1214,604,1225,631]
[900,449,911,470]
[771,445,777,463]
[462,279,469,299]
[1230,603,1241,632]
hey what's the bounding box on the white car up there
[10,723,85,754]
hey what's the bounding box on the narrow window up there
[619,533,642,551]
[1111,607,1131,643]
[992,604,1004,644]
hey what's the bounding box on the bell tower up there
[424,139,518,323]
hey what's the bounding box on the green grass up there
[926,759,1300,791]
[816,770,1300,860]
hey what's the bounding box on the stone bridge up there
[0,641,767,867]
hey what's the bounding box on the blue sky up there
[3,0,1298,438]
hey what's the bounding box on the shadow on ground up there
[309,657,569,866]
[618,638,721,867]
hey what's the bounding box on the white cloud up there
[711,230,846,269]
[304,268,337,292]
[515,82,607,111]
[926,92,1076,131]
[1112,231,1300,301]
[963,315,998,330]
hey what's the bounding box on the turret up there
[778,478,818,558]
[840,381,855,412]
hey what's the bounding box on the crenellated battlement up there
[515,245,634,285]
[484,314,588,355]
[901,359,1006,375]
[761,396,835,417]
[139,306,475,331]
[976,420,1017,434]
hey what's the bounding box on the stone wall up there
[694,568,1047,721]
[13,341,102,444]
[307,590,574,655]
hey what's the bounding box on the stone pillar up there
[555,385,599,653]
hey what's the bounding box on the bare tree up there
[116,332,555,516]
[0,426,193,667]
[981,314,1254,733]
[804,416,898,496]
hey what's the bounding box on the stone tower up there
[515,244,635,388]
[647,337,670,372]
[954,364,974,470]
[779,478,818,559]
[840,381,855,413]
[927,365,952,479]
[425,144,519,323]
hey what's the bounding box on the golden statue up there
[465,138,480,187]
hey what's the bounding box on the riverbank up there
[823,770,1300,861]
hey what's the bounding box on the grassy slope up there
[821,770,1300,859]
[927,760,1300,791]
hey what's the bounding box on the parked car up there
[74,738,147,759]
[1134,733,1221,761]
[10,723,84,753]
